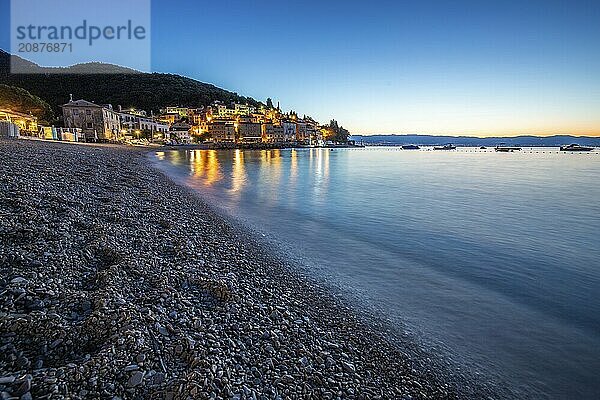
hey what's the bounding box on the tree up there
[266,97,274,109]
[327,119,350,143]
[0,84,54,123]
[140,129,153,140]
[197,131,212,142]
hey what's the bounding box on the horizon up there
[1,0,600,137]
[351,133,600,138]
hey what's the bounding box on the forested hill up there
[0,50,261,114]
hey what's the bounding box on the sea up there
[152,146,600,399]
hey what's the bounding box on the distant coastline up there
[351,134,600,147]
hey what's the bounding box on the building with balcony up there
[238,121,262,143]
[119,112,169,141]
[169,122,192,144]
[200,119,236,142]
[261,122,284,143]
[282,121,297,142]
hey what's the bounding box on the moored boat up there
[560,144,594,152]
[402,144,420,150]
[495,146,522,152]
[433,144,457,150]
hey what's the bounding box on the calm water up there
[153,147,600,399]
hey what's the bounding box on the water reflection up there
[290,149,298,181]
[229,149,247,199]
[259,149,283,205]
[188,150,222,186]
[310,148,330,201]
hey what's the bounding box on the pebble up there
[0,377,15,385]
[0,140,496,400]
[127,371,144,388]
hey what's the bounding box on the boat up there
[433,144,456,150]
[560,144,594,152]
[402,145,420,150]
[495,146,522,152]
[480,146,487,149]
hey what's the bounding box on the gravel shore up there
[0,139,497,399]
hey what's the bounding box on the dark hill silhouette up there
[0,50,261,115]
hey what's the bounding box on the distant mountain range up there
[0,50,261,115]
[351,134,600,147]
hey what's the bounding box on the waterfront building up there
[261,122,284,143]
[119,112,169,141]
[201,119,236,142]
[296,120,308,144]
[169,122,192,144]
[305,119,321,145]
[62,99,121,142]
[282,121,297,142]
[237,120,262,143]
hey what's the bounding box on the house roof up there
[62,99,102,108]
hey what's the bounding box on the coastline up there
[1,139,499,399]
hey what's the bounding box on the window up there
[86,122,93,128]
[73,109,79,116]
[86,109,92,115]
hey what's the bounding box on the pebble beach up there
[0,139,496,399]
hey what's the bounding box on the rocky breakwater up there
[0,139,492,399]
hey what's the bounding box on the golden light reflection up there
[290,149,298,182]
[312,148,330,198]
[230,149,247,196]
[188,150,222,186]
[258,149,282,204]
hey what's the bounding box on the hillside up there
[0,84,54,122]
[0,50,261,115]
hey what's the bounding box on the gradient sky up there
[1,0,599,136]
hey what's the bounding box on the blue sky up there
[1,0,600,136]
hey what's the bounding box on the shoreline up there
[1,139,500,399]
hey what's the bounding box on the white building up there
[169,122,192,144]
[165,107,189,117]
[119,112,169,140]
[62,99,121,142]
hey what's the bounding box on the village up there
[0,96,352,147]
